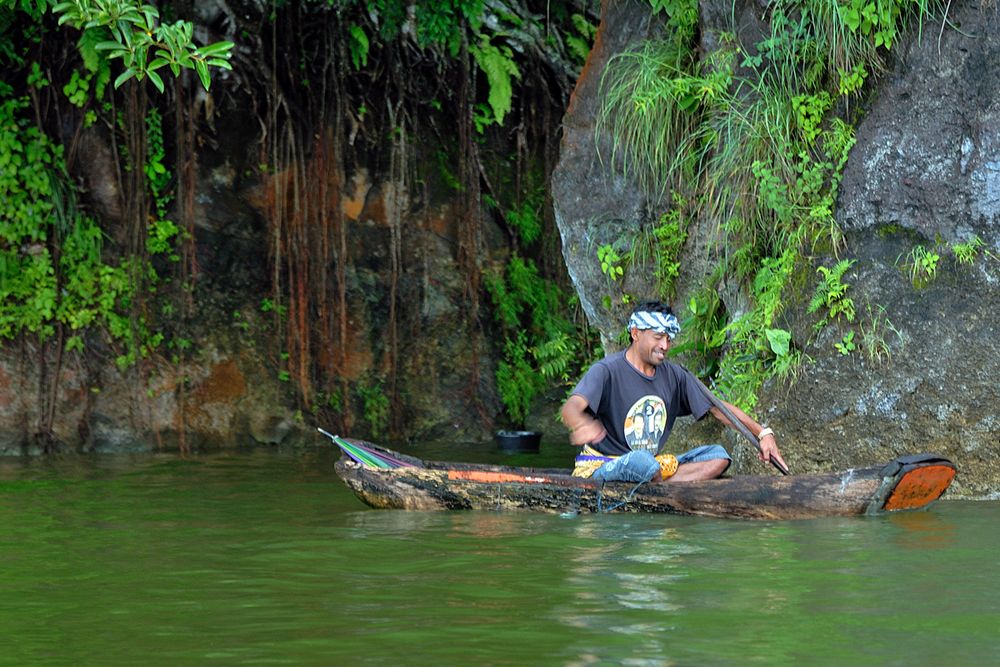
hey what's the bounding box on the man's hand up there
[569,419,607,447]
[758,432,789,472]
[561,394,607,446]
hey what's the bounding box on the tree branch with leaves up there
[52,0,233,92]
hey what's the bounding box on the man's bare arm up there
[708,402,788,470]
[560,394,607,447]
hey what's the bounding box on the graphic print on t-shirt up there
[623,395,667,452]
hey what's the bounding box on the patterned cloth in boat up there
[573,445,678,481]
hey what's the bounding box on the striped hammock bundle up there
[318,428,415,469]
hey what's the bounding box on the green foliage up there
[408,0,485,51]
[143,108,178,257]
[566,13,597,64]
[905,244,940,286]
[485,254,585,427]
[494,330,537,428]
[808,259,857,328]
[626,191,690,298]
[0,95,140,352]
[27,61,49,88]
[838,63,868,96]
[354,0,585,133]
[505,184,544,245]
[651,208,686,295]
[858,302,900,365]
[77,21,112,84]
[648,0,698,47]
[835,329,856,355]
[52,0,234,92]
[357,377,390,439]
[672,289,726,376]
[838,0,903,48]
[63,70,89,107]
[348,24,369,70]
[597,244,625,282]
[791,91,832,145]
[470,35,520,126]
[710,243,802,409]
[0,96,55,244]
[0,96,58,339]
[951,235,984,265]
[765,328,792,357]
[596,0,938,406]
[596,38,726,198]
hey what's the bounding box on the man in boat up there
[560,301,788,482]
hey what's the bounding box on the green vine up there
[0,0,228,371]
[0,95,136,356]
[143,108,179,258]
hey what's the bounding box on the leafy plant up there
[597,244,625,282]
[765,328,792,357]
[470,35,521,126]
[357,378,390,439]
[144,108,179,257]
[837,0,902,48]
[53,0,234,92]
[858,302,901,365]
[506,185,544,245]
[626,192,690,298]
[906,244,940,286]
[566,13,598,64]
[838,63,869,96]
[348,24,370,70]
[791,91,832,144]
[808,259,857,329]
[951,235,984,265]
[485,254,586,428]
[0,96,131,351]
[835,330,856,355]
[648,0,699,47]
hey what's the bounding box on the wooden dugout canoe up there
[333,440,957,520]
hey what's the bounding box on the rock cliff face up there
[553,0,999,497]
[2,1,594,455]
[0,130,504,454]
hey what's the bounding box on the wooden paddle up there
[691,374,790,476]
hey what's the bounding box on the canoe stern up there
[882,463,957,511]
[866,454,957,514]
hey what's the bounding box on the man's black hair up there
[631,301,674,317]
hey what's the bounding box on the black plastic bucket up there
[494,430,542,454]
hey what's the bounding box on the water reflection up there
[886,507,958,549]
[1,448,996,666]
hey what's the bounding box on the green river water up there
[1,442,997,666]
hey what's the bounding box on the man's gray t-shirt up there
[571,351,713,456]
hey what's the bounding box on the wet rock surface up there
[553,0,999,496]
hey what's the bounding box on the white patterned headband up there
[628,310,681,339]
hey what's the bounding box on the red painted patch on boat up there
[884,465,956,511]
[447,470,550,484]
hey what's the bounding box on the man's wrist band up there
[758,427,774,439]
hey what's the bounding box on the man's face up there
[631,328,672,367]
